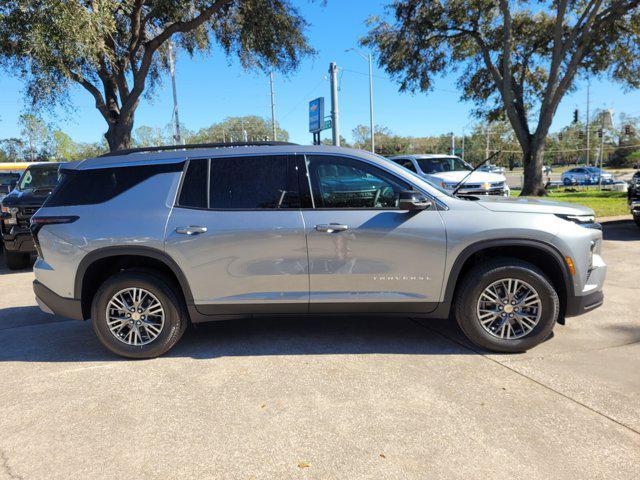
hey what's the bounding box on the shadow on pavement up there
[0,306,473,362]
[602,220,640,241]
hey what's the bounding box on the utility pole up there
[269,72,277,141]
[461,134,465,161]
[450,132,455,156]
[485,124,491,160]
[346,49,375,153]
[329,62,340,146]
[367,53,375,153]
[585,78,590,166]
[168,42,182,145]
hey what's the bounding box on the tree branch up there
[122,0,234,116]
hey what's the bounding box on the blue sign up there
[309,97,325,133]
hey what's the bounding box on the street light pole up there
[269,71,277,141]
[347,48,375,153]
[329,62,340,146]
[367,53,375,154]
[168,42,182,145]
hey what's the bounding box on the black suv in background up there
[1,163,61,269]
[629,170,640,228]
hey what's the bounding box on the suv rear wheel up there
[454,259,559,353]
[91,271,187,358]
[5,251,31,270]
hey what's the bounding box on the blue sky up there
[1,0,640,145]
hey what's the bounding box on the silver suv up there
[31,144,606,358]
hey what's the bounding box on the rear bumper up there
[33,280,84,320]
[565,290,604,317]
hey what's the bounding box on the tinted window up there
[209,155,300,209]
[178,159,208,208]
[306,155,410,209]
[46,163,182,207]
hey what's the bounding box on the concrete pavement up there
[0,221,638,479]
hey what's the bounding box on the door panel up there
[165,209,309,313]
[302,209,446,312]
[302,154,447,313]
[165,154,309,314]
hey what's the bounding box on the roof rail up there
[98,141,298,158]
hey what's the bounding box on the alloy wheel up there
[476,278,542,339]
[106,287,165,346]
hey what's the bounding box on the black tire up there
[5,251,31,270]
[454,258,559,353]
[634,215,640,228]
[91,271,187,359]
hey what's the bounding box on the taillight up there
[30,216,79,258]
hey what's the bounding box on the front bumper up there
[565,290,604,317]
[2,231,36,253]
[33,280,84,320]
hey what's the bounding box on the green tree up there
[52,130,79,161]
[188,116,289,143]
[0,0,313,152]
[0,138,24,162]
[19,114,52,161]
[363,0,640,195]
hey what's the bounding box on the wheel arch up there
[75,246,194,320]
[442,239,574,320]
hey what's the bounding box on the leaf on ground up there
[379,453,386,459]
[298,462,310,468]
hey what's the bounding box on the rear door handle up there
[315,223,349,233]
[175,226,208,235]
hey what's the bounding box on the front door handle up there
[176,225,208,235]
[315,223,349,233]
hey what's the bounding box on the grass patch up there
[510,189,629,218]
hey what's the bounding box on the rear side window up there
[45,163,182,207]
[177,159,208,208]
[209,155,300,209]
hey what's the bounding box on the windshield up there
[416,156,472,174]
[17,165,60,191]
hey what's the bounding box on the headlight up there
[555,213,600,228]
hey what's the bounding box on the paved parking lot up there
[0,221,639,480]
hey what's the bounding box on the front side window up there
[209,155,300,209]
[306,155,410,209]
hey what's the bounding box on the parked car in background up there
[31,143,604,359]
[561,167,614,185]
[1,162,61,269]
[0,172,20,202]
[0,163,30,202]
[629,170,640,228]
[389,154,510,196]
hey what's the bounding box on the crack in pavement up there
[412,318,640,437]
[0,448,23,480]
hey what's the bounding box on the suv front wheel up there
[454,259,559,353]
[91,271,187,358]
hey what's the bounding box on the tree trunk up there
[105,116,134,152]
[520,141,547,196]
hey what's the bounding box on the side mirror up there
[399,190,433,210]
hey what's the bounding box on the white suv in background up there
[390,154,510,196]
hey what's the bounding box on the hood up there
[425,170,505,184]
[0,187,53,208]
[475,195,594,216]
